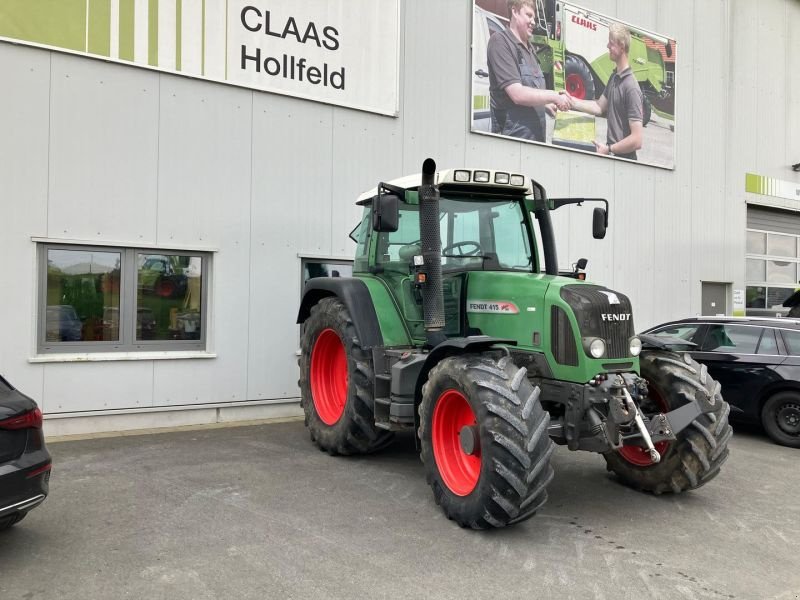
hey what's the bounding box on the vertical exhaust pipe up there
[418,158,446,347]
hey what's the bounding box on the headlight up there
[629,336,642,357]
[589,338,606,358]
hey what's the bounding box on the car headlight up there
[589,338,606,358]
[629,336,642,357]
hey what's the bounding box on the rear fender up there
[297,278,384,350]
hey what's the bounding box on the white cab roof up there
[356,168,532,202]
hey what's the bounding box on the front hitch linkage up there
[622,387,661,463]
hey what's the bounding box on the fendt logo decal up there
[467,300,520,314]
[571,14,597,31]
[601,313,632,321]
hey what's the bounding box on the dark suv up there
[643,316,800,448]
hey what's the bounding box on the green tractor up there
[297,159,731,529]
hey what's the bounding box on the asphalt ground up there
[1,419,798,600]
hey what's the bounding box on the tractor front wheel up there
[604,350,732,493]
[299,297,393,455]
[565,54,595,100]
[419,354,554,529]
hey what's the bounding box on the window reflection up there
[136,254,202,341]
[46,249,121,341]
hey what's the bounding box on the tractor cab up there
[352,169,540,342]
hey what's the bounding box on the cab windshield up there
[376,196,534,273]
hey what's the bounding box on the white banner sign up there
[227,1,400,115]
[0,0,400,116]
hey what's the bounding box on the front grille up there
[560,285,634,359]
[551,305,578,366]
[0,429,28,464]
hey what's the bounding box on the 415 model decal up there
[466,300,520,314]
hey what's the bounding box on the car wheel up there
[761,392,800,448]
[0,512,27,531]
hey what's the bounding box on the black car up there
[0,375,51,530]
[643,316,800,448]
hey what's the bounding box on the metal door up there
[701,282,729,316]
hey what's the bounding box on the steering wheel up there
[443,241,482,257]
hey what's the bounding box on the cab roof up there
[356,168,532,203]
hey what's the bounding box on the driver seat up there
[398,243,421,262]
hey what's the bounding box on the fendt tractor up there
[297,159,731,529]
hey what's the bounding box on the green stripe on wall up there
[745,173,761,195]
[176,0,182,71]
[148,0,159,66]
[0,0,86,51]
[88,0,111,56]
[118,0,135,61]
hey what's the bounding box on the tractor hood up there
[464,272,638,380]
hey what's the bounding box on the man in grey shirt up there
[568,23,644,160]
[487,0,570,143]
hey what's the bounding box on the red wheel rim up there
[157,280,175,297]
[565,73,586,99]
[618,386,671,466]
[432,389,480,496]
[310,328,348,425]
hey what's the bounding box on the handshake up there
[548,90,575,115]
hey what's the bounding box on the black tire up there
[418,354,555,529]
[604,350,732,494]
[761,392,800,448]
[565,55,595,100]
[0,512,26,531]
[298,297,393,455]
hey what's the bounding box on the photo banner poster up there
[0,0,400,117]
[472,0,676,169]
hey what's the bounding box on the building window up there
[39,244,210,353]
[745,228,799,316]
[301,258,353,289]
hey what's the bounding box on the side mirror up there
[592,207,607,239]
[372,193,399,232]
[576,258,588,270]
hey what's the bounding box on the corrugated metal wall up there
[0,0,798,418]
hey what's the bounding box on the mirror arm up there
[548,197,609,226]
[379,182,406,198]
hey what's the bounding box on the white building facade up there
[0,0,798,435]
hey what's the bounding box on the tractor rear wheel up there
[299,297,393,455]
[604,350,732,493]
[419,354,554,529]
